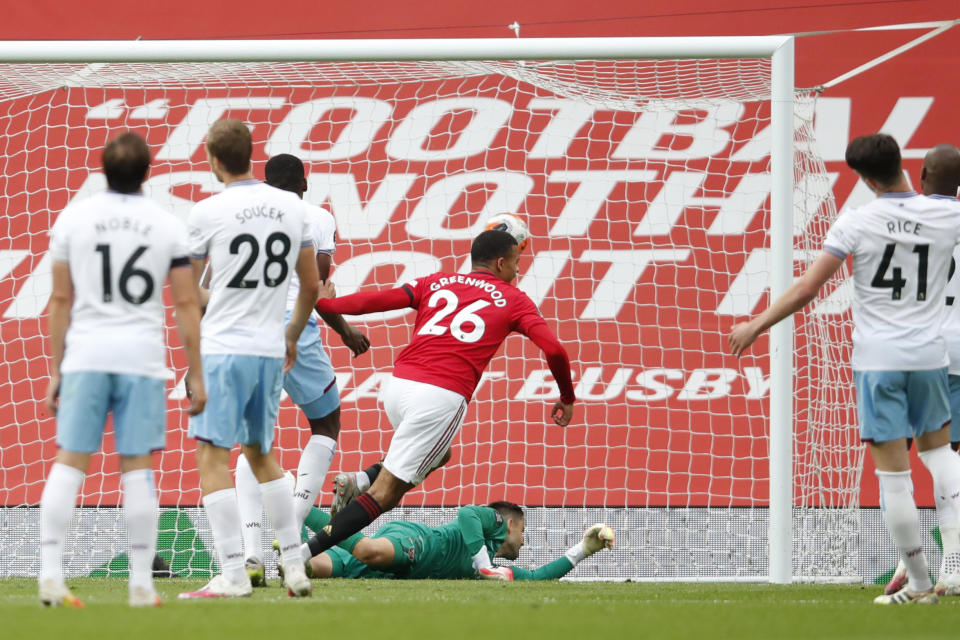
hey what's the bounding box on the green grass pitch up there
[3,578,959,640]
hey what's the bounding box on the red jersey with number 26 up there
[392,271,550,399]
[315,270,575,403]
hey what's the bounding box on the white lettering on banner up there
[87,98,170,121]
[880,97,934,160]
[342,372,390,402]
[266,97,393,161]
[386,97,512,161]
[812,276,853,316]
[405,171,534,239]
[130,99,171,120]
[743,367,771,399]
[579,250,691,319]
[86,99,125,120]
[0,250,29,281]
[634,171,769,238]
[812,98,851,163]
[143,171,223,222]
[5,253,52,319]
[166,368,772,403]
[716,249,818,317]
[676,368,738,400]
[546,170,659,237]
[516,250,569,307]
[612,101,743,160]
[330,251,439,321]
[626,369,684,401]
[574,367,634,401]
[156,97,285,161]
[307,172,417,240]
[513,369,578,401]
[526,98,596,159]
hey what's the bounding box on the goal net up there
[0,38,868,582]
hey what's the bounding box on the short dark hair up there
[102,132,150,194]
[488,501,524,524]
[471,230,518,265]
[205,119,252,175]
[845,133,902,186]
[264,153,305,194]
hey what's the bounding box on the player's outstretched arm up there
[524,323,576,426]
[169,264,206,416]
[44,262,73,413]
[487,525,616,582]
[285,246,321,372]
[728,252,844,357]
[315,284,414,316]
[314,254,370,357]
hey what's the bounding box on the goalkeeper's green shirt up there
[322,505,574,581]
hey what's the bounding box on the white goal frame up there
[0,36,796,584]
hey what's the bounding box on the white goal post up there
[0,36,873,585]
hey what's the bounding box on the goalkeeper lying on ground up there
[291,500,614,580]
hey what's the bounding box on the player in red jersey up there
[300,229,575,567]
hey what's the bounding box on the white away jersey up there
[49,190,190,378]
[285,202,336,311]
[187,180,312,357]
[933,195,960,374]
[823,192,960,371]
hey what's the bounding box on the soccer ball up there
[483,213,530,252]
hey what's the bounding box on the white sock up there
[234,454,264,562]
[356,470,371,493]
[294,435,336,529]
[260,475,304,573]
[121,469,158,591]
[203,488,247,584]
[39,463,85,584]
[919,445,960,576]
[877,470,932,592]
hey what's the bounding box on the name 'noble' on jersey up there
[823,192,960,371]
[187,180,313,358]
[393,271,549,399]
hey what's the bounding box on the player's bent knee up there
[307,410,340,439]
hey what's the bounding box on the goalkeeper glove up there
[565,523,615,566]
[582,523,615,556]
[478,567,514,581]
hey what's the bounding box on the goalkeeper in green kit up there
[290,498,614,581]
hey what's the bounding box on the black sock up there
[363,462,383,485]
[306,493,384,557]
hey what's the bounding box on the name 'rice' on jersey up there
[48,191,190,379]
[823,191,960,371]
[187,179,313,357]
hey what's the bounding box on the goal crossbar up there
[0,37,793,63]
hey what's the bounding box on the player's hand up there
[728,320,762,358]
[551,400,574,426]
[184,369,207,416]
[478,567,514,581]
[582,523,615,556]
[284,338,299,373]
[340,325,370,357]
[318,280,336,300]
[44,374,61,414]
